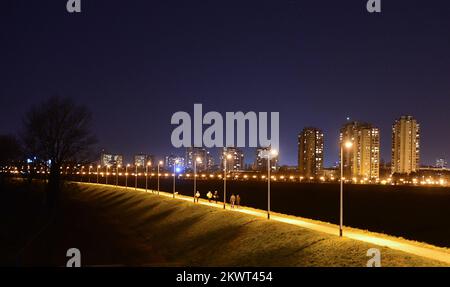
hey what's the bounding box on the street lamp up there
[340,140,353,237]
[135,163,140,190]
[193,156,202,202]
[173,160,179,198]
[223,153,232,209]
[125,164,130,189]
[267,148,278,220]
[106,165,109,185]
[88,165,92,183]
[157,160,163,194]
[96,165,100,184]
[146,161,151,192]
[81,166,84,182]
[116,164,121,186]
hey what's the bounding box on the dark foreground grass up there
[2,180,448,266]
[3,180,445,266]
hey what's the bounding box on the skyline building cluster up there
[221,147,245,172]
[134,154,155,167]
[100,152,123,167]
[254,147,279,171]
[298,115,422,180]
[97,116,446,180]
[185,147,214,172]
[436,158,448,169]
[165,155,185,170]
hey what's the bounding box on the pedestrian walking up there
[230,194,236,209]
[236,194,241,209]
[207,191,213,202]
[214,190,218,204]
[195,191,201,203]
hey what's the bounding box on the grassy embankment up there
[1,180,447,266]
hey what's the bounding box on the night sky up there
[1,0,449,166]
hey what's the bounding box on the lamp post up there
[223,153,232,209]
[267,148,278,220]
[146,161,151,192]
[116,164,120,186]
[81,166,84,182]
[193,156,202,202]
[88,165,92,183]
[97,165,100,184]
[135,164,139,190]
[125,164,130,189]
[106,165,109,185]
[173,160,179,198]
[340,140,353,237]
[157,161,163,194]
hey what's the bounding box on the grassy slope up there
[68,184,447,267]
[0,180,50,264]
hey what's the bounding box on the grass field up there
[70,175,450,248]
[1,180,447,266]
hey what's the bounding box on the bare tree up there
[22,97,96,208]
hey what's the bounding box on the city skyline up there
[1,1,449,167]
[96,115,443,173]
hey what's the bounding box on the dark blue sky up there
[1,0,449,166]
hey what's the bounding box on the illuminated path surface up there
[79,182,450,265]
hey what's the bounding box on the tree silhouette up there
[22,97,96,209]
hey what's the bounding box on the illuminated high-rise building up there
[254,147,278,171]
[134,154,154,167]
[340,121,380,180]
[436,158,447,169]
[298,128,324,178]
[221,147,244,171]
[100,153,123,167]
[391,116,420,174]
[185,147,213,171]
[165,155,185,170]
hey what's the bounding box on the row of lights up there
[1,142,449,238]
[1,169,448,186]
